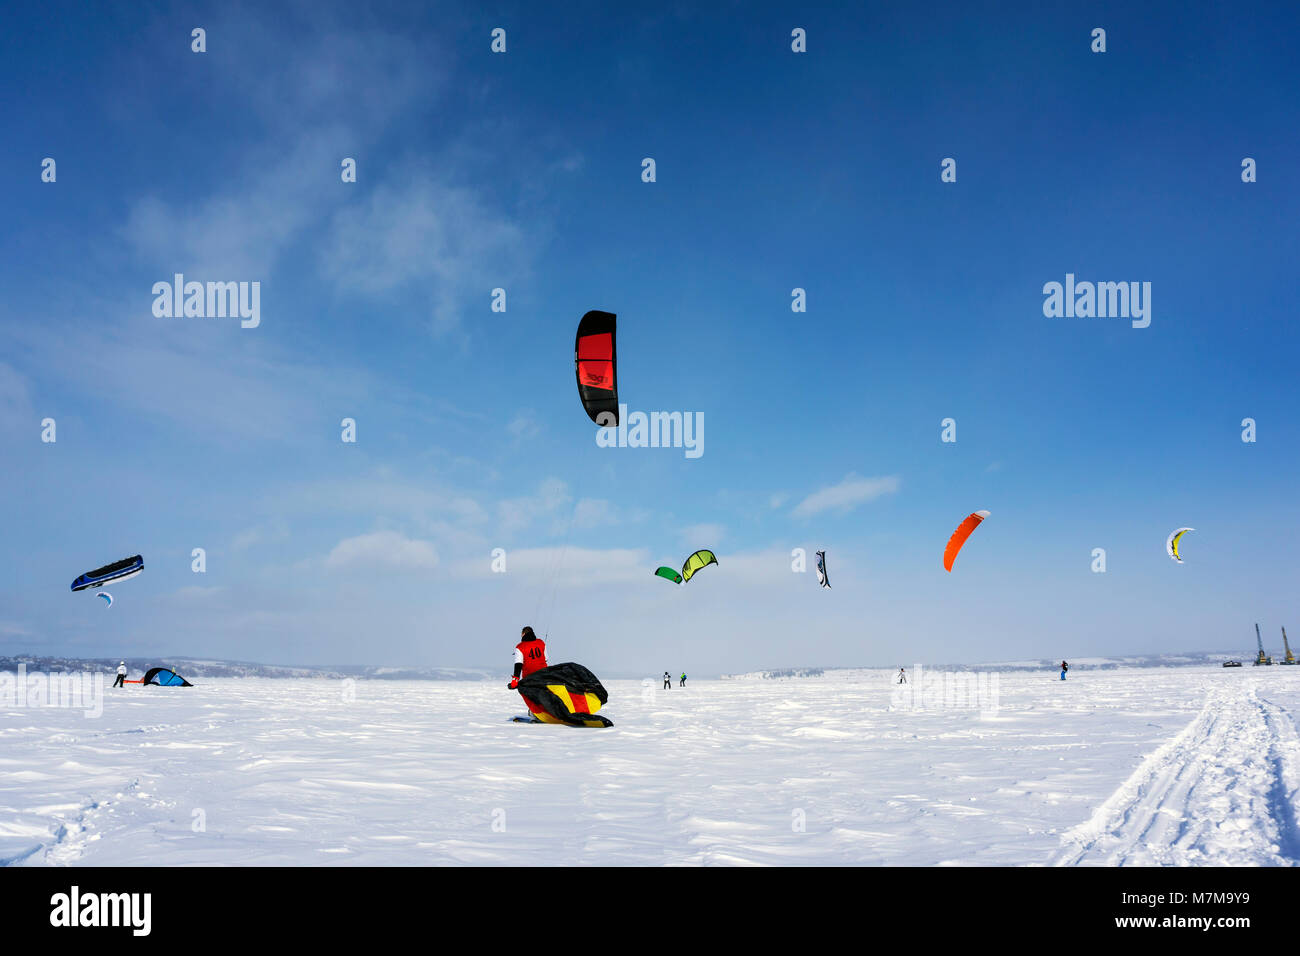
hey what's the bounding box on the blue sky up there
[2,1,1297,675]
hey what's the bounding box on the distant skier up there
[897,667,907,685]
[679,672,686,687]
[509,626,548,690]
[113,661,126,688]
[663,671,672,690]
[1060,660,1069,681]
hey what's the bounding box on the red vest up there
[516,638,548,677]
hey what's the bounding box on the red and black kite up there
[574,310,618,426]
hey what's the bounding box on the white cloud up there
[791,474,900,518]
[117,22,442,282]
[121,180,314,279]
[5,318,365,444]
[166,586,230,604]
[458,546,648,586]
[231,519,292,553]
[681,523,725,547]
[499,486,619,535]
[497,478,571,534]
[274,475,489,526]
[0,362,35,434]
[573,498,617,529]
[318,177,528,337]
[507,412,542,441]
[325,531,439,572]
[231,527,263,552]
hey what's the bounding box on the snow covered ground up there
[2,666,1298,866]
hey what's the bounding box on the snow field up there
[1,666,1297,866]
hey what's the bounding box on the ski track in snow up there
[1054,681,1300,866]
[1,667,1297,866]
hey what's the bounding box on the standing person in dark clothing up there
[663,670,672,690]
[1060,660,1069,681]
